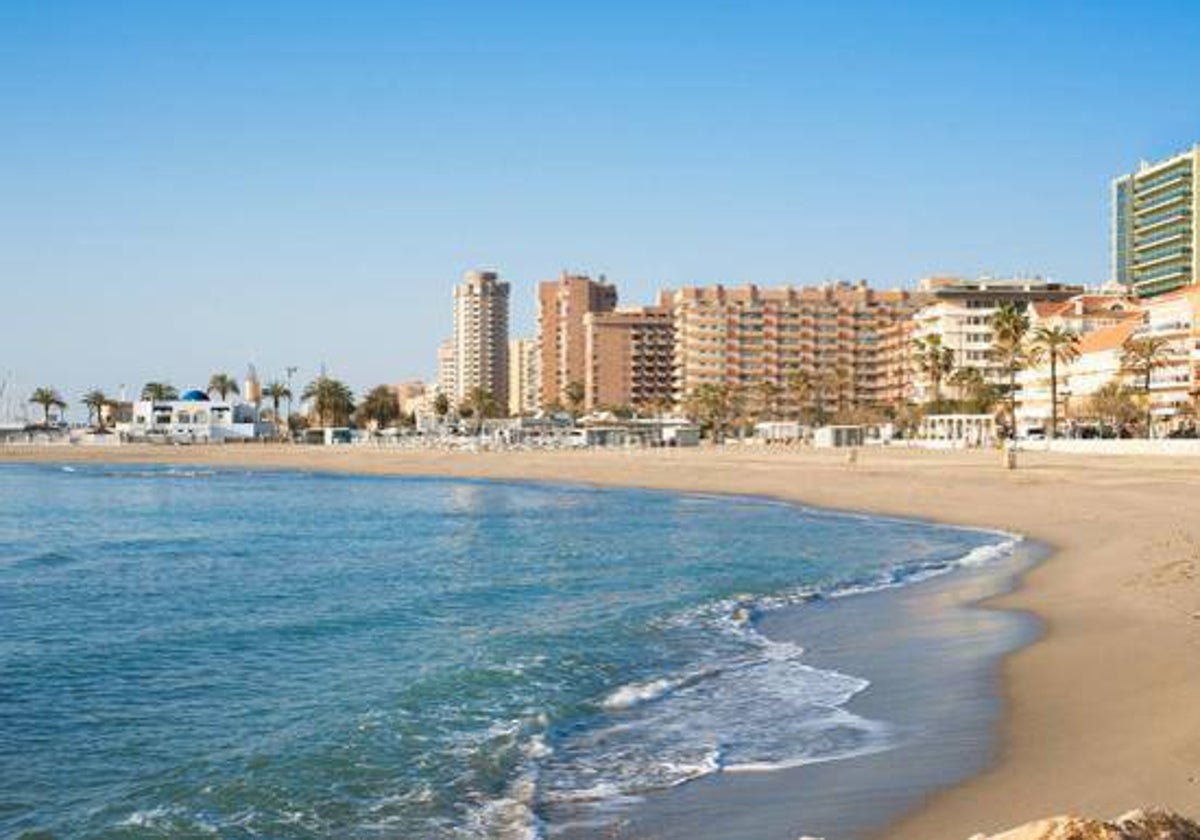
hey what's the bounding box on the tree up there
[684,383,743,443]
[81,389,109,431]
[462,387,500,432]
[358,385,400,430]
[989,303,1031,438]
[301,375,355,427]
[1028,326,1081,439]
[753,380,784,422]
[1087,380,1140,436]
[1121,334,1173,438]
[208,373,239,401]
[948,367,1002,415]
[785,368,812,422]
[912,334,955,406]
[141,382,178,401]
[261,381,292,435]
[29,387,66,427]
[433,392,451,419]
[563,380,586,418]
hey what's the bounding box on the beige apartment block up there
[436,338,456,398]
[912,276,1082,403]
[507,337,541,416]
[537,272,617,408]
[665,281,927,417]
[583,304,675,412]
[453,270,510,408]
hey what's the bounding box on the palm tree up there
[754,380,783,422]
[208,373,239,401]
[1121,334,1173,438]
[563,380,586,418]
[358,385,400,431]
[301,375,355,427]
[141,382,178,401]
[1028,326,1081,439]
[81,389,109,431]
[1088,380,1140,436]
[261,381,292,435]
[685,383,742,443]
[785,368,812,422]
[989,303,1031,438]
[29,387,66,427]
[912,334,955,406]
[433,392,451,420]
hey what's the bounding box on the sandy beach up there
[5,443,1200,838]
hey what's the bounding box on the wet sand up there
[5,443,1200,838]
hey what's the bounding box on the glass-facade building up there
[1111,145,1200,298]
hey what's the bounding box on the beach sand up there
[5,443,1200,838]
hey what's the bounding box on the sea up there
[0,464,1020,839]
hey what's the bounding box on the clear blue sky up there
[3,0,1200,412]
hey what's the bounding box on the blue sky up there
[3,0,1200,411]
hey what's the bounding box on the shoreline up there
[5,444,1200,838]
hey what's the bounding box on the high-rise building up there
[912,276,1082,403]
[537,272,618,408]
[452,270,510,408]
[507,337,541,416]
[1112,144,1200,298]
[436,338,457,397]
[666,282,926,416]
[584,303,676,412]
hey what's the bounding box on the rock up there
[970,810,1200,840]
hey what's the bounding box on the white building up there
[912,275,1082,403]
[453,270,510,407]
[123,389,262,441]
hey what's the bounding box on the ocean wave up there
[536,533,1022,818]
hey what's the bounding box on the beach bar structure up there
[918,414,997,447]
[813,425,865,448]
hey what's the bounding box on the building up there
[583,303,676,412]
[123,389,262,441]
[1027,292,1141,336]
[1134,288,1200,424]
[395,381,428,416]
[1015,320,1139,435]
[436,338,456,397]
[666,281,927,417]
[452,270,510,408]
[912,275,1083,403]
[507,337,541,416]
[1112,144,1200,298]
[537,272,618,408]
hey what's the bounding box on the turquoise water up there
[0,464,1014,839]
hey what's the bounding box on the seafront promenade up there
[4,444,1200,838]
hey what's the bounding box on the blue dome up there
[180,389,210,402]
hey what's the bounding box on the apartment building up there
[1133,288,1200,424]
[665,282,927,416]
[537,272,618,408]
[583,304,675,412]
[507,337,541,416]
[436,338,456,397]
[452,270,510,407]
[1027,292,1141,336]
[1112,144,1200,298]
[912,276,1082,403]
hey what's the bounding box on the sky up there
[3,0,1200,416]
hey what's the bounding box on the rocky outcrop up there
[970,810,1200,840]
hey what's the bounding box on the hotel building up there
[665,282,927,416]
[1112,144,1200,298]
[912,276,1082,403]
[537,272,618,408]
[583,303,676,412]
[452,270,510,407]
[507,337,541,416]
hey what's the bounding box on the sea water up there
[0,464,1016,839]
